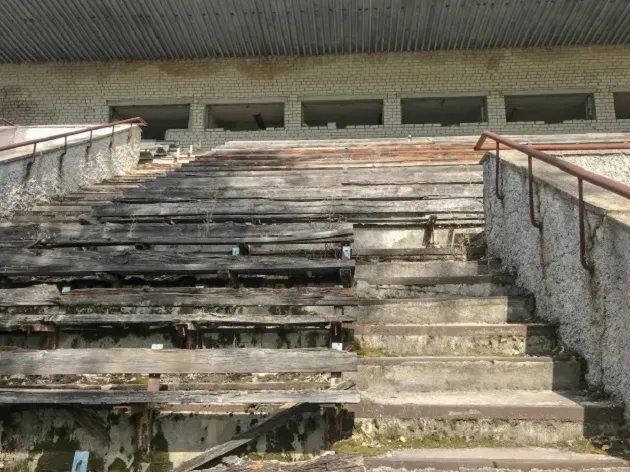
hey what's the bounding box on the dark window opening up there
[505,93,595,124]
[109,104,190,140]
[613,92,630,120]
[206,103,284,131]
[401,96,487,125]
[301,100,383,128]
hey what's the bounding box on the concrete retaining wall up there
[0,125,140,220]
[484,150,630,419]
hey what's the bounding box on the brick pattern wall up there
[1,46,630,150]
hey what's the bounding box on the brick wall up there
[1,46,629,150]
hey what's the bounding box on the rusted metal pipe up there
[477,142,630,152]
[495,140,504,200]
[475,130,630,272]
[0,118,14,126]
[475,131,630,201]
[0,117,146,154]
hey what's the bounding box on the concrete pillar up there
[383,97,401,128]
[189,103,206,131]
[593,90,617,130]
[487,92,507,129]
[284,98,302,130]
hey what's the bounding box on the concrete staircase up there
[336,166,627,470]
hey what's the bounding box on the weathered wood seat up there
[0,348,359,405]
[0,286,358,329]
[0,222,353,254]
[0,250,354,281]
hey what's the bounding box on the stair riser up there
[351,360,582,392]
[356,283,514,298]
[354,227,482,250]
[350,416,622,446]
[354,333,555,356]
[347,299,531,325]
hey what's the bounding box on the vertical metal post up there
[528,155,542,229]
[495,140,503,200]
[578,178,593,271]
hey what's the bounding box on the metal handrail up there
[474,130,630,271]
[0,118,14,126]
[0,117,147,155]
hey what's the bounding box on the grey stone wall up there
[484,151,630,419]
[0,126,140,220]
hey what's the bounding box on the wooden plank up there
[0,348,358,375]
[0,222,353,248]
[57,287,359,307]
[172,380,357,472]
[0,309,356,328]
[117,184,482,203]
[0,251,354,277]
[92,199,483,219]
[0,285,60,306]
[0,389,360,405]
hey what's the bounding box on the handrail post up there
[578,178,593,272]
[527,155,542,230]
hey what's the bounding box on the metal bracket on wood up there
[330,318,344,386]
[175,322,199,349]
[21,323,58,349]
[527,155,542,229]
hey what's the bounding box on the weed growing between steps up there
[331,433,619,457]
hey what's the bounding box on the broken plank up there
[58,287,359,307]
[0,310,356,329]
[0,285,60,306]
[0,222,353,248]
[0,348,358,375]
[172,380,357,472]
[0,388,360,405]
[117,184,482,203]
[92,199,483,218]
[0,251,354,277]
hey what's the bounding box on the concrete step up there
[355,261,501,285]
[351,324,556,356]
[350,391,624,445]
[353,227,483,251]
[364,447,630,471]
[348,296,533,325]
[351,356,582,392]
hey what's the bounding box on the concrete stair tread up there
[365,447,630,470]
[353,323,553,333]
[359,390,619,409]
[358,355,575,364]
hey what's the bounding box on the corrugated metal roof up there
[1,0,630,62]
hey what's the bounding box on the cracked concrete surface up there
[484,150,630,420]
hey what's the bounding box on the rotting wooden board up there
[0,285,60,306]
[172,380,357,472]
[0,348,358,375]
[0,388,360,405]
[0,222,353,248]
[0,251,354,277]
[92,199,483,218]
[0,309,355,329]
[57,287,359,307]
[117,184,482,203]
[176,161,480,171]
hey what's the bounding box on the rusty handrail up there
[475,130,630,271]
[0,117,146,154]
[0,118,14,126]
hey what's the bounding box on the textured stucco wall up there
[0,126,140,220]
[1,46,630,149]
[558,151,630,186]
[484,151,630,418]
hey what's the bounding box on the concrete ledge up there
[365,447,630,470]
